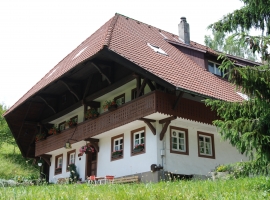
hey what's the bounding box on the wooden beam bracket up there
[40,154,52,166]
[37,95,57,114]
[59,80,80,101]
[90,62,111,84]
[139,118,156,135]
[159,116,177,140]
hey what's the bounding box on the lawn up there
[0,176,269,199]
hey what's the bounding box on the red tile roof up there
[5,13,250,115]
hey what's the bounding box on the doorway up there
[86,149,97,177]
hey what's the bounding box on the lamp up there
[64,139,78,149]
[37,157,43,167]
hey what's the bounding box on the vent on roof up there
[147,43,167,55]
[73,46,88,60]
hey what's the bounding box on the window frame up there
[131,127,146,156]
[70,115,78,123]
[170,126,189,155]
[55,154,63,175]
[111,134,124,161]
[208,61,223,76]
[114,93,125,106]
[59,121,66,131]
[66,149,76,171]
[197,131,215,159]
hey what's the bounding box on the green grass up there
[0,177,270,199]
[0,144,39,180]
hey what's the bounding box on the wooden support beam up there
[59,80,80,101]
[40,154,52,166]
[85,74,134,102]
[26,126,38,157]
[41,100,83,123]
[85,138,100,152]
[90,62,111,84]
[159,116,177,124]
[139,118,156,135]
[83,74,93,99]
[159,116,177,140]
[37,96,57,114]
[17,102,32,140]
[24,121,38,125]
[84,101,101,108]
[173,91,184,110]
[137,78,147,98]
[136,76,141,98]
[159,121,171,141]
[147,80,156,91]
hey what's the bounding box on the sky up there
[0,0,244,108]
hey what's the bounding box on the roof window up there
[236,92,249,101]
[159,32,168,39]
[208,61,223,76]
[73,46,88,60]
[147,43,167,55]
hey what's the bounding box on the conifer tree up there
[205,0,270,173]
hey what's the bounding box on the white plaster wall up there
[163,118,248,176]
[97,125,158,178]
[48,141,87,183]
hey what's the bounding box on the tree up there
[0,104,16,147]
[204,31,257,61]
[205,0,270,173]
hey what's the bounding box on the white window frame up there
[208,61,223,76]
[170,126,189,155]
[57,157,63,168]
[69,152,75,164]
[114,137,123,151]
[134,131,144,146]
[197,132,215,159]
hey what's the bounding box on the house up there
[4,14,258,183]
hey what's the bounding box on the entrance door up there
[86,151,97,177]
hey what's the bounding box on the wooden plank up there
[173,91,184,110]
[159,116,177,124]
[41,100,83,124]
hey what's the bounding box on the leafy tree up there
[204,31,257,61]
[205,0,270,174]
[0,104,16,147]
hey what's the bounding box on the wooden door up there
[86,151,97,177]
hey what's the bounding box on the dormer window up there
[208,61,223,76]
[147,43,167,55]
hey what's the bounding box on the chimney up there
[178,17,190,45]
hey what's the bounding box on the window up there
[70,115,78,123]
[197,132,215,159]
[170,126,189,155]
[59,121,66,131]
[55,154,63,175]
[66,150,76,171]
[111,134,124,160]
[131,127,145,155]
[147,43,168,55]
[114,93,125,106]
[131,88,144,100]
[208,61,223,76]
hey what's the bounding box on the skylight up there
[73,46,88,60]
[236,92,249,101]
[159,32,168,39]
[147,43,167,55]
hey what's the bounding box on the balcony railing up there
[35,90,216,156]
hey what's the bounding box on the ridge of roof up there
[103,14,120,47]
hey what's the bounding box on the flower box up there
[133,148,144,153]
[108,104,118,111]
[55,167,62,174]
[112,154,123,159]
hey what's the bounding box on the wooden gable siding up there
[177,46,206,70]
[35,91,216,156]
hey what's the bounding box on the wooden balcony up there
[35,90,216,156]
